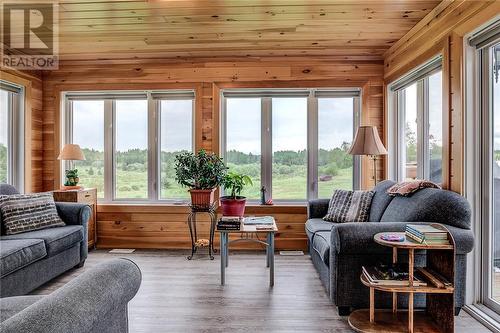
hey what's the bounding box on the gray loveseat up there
[0,184,90,297]
[305,180,474,316]
[0,258,141,333]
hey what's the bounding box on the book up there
[362,264,427,286]
[217,224,241,231]
[255,225,275,230]
[220,216,242,223]
[405,224,450,245]
[243,216,274,225]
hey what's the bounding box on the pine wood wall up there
[383,0,500,194]
[41,57,384,250]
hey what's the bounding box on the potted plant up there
[174,149,227,208]
[220,171,253,216]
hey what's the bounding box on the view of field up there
[73,146,354,201]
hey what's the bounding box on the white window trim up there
[463,17,500,330]
[387,58,443,182]
[220,88,361,203]
[0,81,24,191]
[62,90,195,203]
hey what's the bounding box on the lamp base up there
[60,185,83,191]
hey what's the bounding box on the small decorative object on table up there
[380,233,405,242]
[348,226,456,333]
[57,144,86,190]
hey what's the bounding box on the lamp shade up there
[348,126,388,156]
[57,144,86,161]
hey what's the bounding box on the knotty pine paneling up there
[42,57,384,250]
[0,69,43,193]
[383,0,500,193]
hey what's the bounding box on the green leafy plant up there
[64,169,80,186]
[174,149,227,190]
[223,171,253,199]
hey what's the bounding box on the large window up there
[222,89,360,202]
[0,81,22,188]
[64,91,194,202]
[389,57,443,183]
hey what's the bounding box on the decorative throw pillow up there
[0,192,65,235]
[323,189,374,223]
[387,180,441,197]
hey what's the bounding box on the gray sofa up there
[305,180,474,316]
[0,184,90,297]
[0,258,141,333]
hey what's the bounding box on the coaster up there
[380,234,405,242]
[109,249,135,254]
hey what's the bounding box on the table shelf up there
[349,309,443,333]
[360,274,454,294]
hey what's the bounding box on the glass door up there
[481,41,500,314]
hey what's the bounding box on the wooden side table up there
[348,228,455,333]
[53,188,97,249]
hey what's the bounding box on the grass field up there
[77,165,352,201]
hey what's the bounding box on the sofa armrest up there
[331,222,474,255]
[0,258,142,333]
[55,202,91,227]
[307,199,330,219]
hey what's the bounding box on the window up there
[0,81,23,189]
[222,89,360,202]
[389,57,443,183]
[64,91,194,202]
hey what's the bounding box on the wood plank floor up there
[33,250,492,333]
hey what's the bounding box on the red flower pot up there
[220,196,247,217]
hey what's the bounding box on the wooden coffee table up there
[218,218,278,287]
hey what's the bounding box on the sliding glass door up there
[480,41,500,314]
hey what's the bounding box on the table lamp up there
[58,144,86,190]
[348,126,388,185]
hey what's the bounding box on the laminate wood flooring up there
[33,250,492,333]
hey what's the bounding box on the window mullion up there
[397,90,406,181]
[261,97,272,200]
[422,78,430,179]
[147,93,157,201]
[307,92,318,199]
[416,81,425,179]
[104,100,114,202]
[353,96,361,190]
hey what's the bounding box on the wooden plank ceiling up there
[52,0,443,61]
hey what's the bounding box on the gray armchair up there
[0,184,90,297]
[0,258,141,333]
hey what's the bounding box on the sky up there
[226,97,354,155]
[72,99,192,152]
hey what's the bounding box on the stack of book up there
[362,263,428,286]
[405,224,450,245]
[217,216,242,231]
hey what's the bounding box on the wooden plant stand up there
[348,227,455,333]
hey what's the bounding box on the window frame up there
[388,58,443,182]
[220,88,361,203]
[62,90,195,203]
[0,80,24,190]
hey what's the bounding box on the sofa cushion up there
[2,226,83,256]
[0,296,44,322]
[387,180,441,197]
[311,231,331,266]
[305,218,334,241]
[369,180,396,222]
[380,188,471,229]
[0,239,47,277]
[0,192,65,235]
[324,190,374,223]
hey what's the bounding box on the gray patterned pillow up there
[323,189,374,223]
[0,192,65,235]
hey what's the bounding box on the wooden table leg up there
[369,287,375,323]
[409,292,414,333]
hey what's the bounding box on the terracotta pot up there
[220,196,247,217]
[189,189,215,208]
